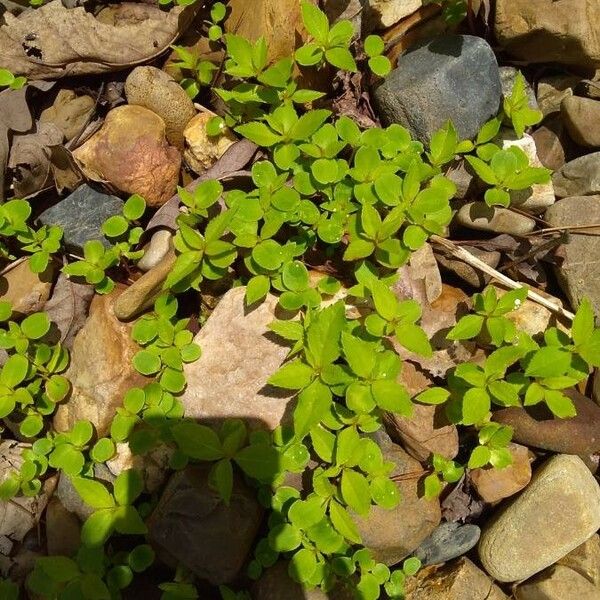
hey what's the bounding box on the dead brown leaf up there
[48,144,84,193]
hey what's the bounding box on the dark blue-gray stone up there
[37,184,123,252]
[414,521,481,566]
[373,35,502,143]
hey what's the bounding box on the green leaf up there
[246,275,270,305]
[235,122,281,146]
[371,380,412,417]
[289,496,326,529]
[171,421,224,460]
[329,500,361,544]
[268,359,314,390]
[364,35,384,57]
[341,332,375,379]
[447,314,484,341]
[423,473,443,499]
[91,438,116,463]
[545,390,577,419]
[306,301,345,368]
[129,544,155,573]
[288,548,318,584]
[325,47,357,71]
[462,388,491,425]
[268,523,302,552]
[133,350,161,376]
[45,375,70,403]
[0,354,29,388]
[290,109,331,141]
[123,194,146,221]
[36,556,80,582]
[234,443,280,481]
[572,298,595,346]
[72,477,115,509]
[282,261,309,292]
[341,469,371,516]
[113,505,147,535]
[524,347,571,378]
[114,469,143,506]
[301,1,329,43]
[69,420,93,446]
[465,156,498,186]
[468,445,491,469]
[21,312,50,340]
[252,239,283,271]
[396,323,432,357]
[209,458,234,505]
[370,476,400,509]
[102,215,129,238]
[293,381,332,440]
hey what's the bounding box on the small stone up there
[366,0,422,30]
[147,465,263,585]
[414,521,481,566]
[478,454,600,582]
[545,195,600,315]
[553,153,600,197]
[500,67,538,111]
[137,229,172,272]
[515,565,600,600]
[0,259,54,316]
[437,246,500,289]
[455,202,536,235]
[125,66,196,148]
[575,79,600,101]
[469,443,532,504]
[114,251,176,321]
[73,105,181,207]
[562,96,600,147]
[374,35,502,143]
[45,497,81,557]
[106,443,171,494]
[494,390,600,455]
[183,111,237,174]
[532,114,569,171]
[445,159,479,200]
[54,289,148,437]
[557,534,600,587]
[39,89,95,142]
[536,75,578,116]
[37,184,124,252]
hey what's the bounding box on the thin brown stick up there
[0,257,27,277]
[525,223,600,236]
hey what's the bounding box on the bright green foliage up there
[364,35,391,77]
[503,71,544,138]
[468,422,514,469]
[0,68,26,90]
[424,0,468,23]
[101,193,146,260]
[423,454,464,500]
[160,582,200,599]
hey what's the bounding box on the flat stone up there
[478,454,600,582]
[562,96,600,147]
[557,534,600,587]
[37,184,123,252]
[494,390,600,455]
[147,465,263,585]
[374,35,502,143]
[137,229,172,272]
[437,246,500,288]
[366,0,422,30]
[0,259,54,316]
[515,565,600,600]
[545,195,600,315]
[180,287,293,431]
[414,521,481,566]
[536,75,578,117]
[553,154,600,197]
[531,114,569,171]
[39,89,95,142]
[455,202,536,235]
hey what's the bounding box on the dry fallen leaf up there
[0,0,199,80]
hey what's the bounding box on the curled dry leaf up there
[0,0,199,80]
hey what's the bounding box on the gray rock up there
[455,202,536,235]
[147,465,263,585]
[553,153,600,198]
[37,184,123,252]
[374,35,502,143]
[414,521,481,566]
[500,66,538,111]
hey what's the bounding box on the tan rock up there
[515,564,600,600]
[45,496,81,557]
[0,259,54,316]
[137,229,173,272]
[125,66,196,148]
[469,443,532,504]
[562,96,600,147]
[73,105,181,207]
[557,534,600,587]
[531,114,569,171]
[180,287,294,431]
[39,89,95,142]
[114,251,176,321]
[366,0,423,30]
[456,202,536,235]
[437,246,500,289]
[54,289,148,437]
[106,442,171,493]
[183,111,237,174]
[536,75,578,117]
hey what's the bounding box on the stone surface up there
[455,202,536,235]
[557,534,600,587]
[414,521,481,566]
[532,115,569,171]
[45,496,81,557]
[366,0,422,30]
[137,229,172,272]
[514,565,600,600]
[562,96,600,147]
[353,438,441,565]
[37,184,124,252]
[114,251,176,321]
[73,105,181,207]
[545,195,600,315]
[39,89,95,142]
[469,443,532,504]
[495,0,600,66]
[183,111,237,174]
[55,466,114,522]
[553,153,600,197]
[125,66,196,148]
[147,465,263,585]
[494,390,600,455]
[537,75,578,117]
[180,287,294,431]
[404,558,509,600]
[54,289,148,437]
[437,247,500,289]
[478,454,600,582]
[0,259,54,316]
[374,35,502,143]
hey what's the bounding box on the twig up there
[430,235,575,320]
[0,257,27,277]
[525,223,600,236]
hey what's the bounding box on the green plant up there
[503,71,543,138]
[0,68,26,90]
[423,454,464,499]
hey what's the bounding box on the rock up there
[545,195,600,314]
[114,251,176,321]
[437,246,500,288]
[39,89,95,142]
[414,521,481,566]
[183,111,237,174]
[500,67,538,111]
[373,35,502,143]
[73,105,181,207]
[54,289,148,437]
[478,454,600,582]
[56,466,114,522]
[404,557,509,599]
[553,154,600,197]
[445,159,479,200]
[532,115,569,171]
[495,0,600,66]
[500,132,555,213]
[147,465,263,585]
[576,79,600,101]
[494,390,600,455]
[557,534,600,587]
[180,287,293,431]
[469,443,532,504]
[366,0,422,30]
[353,439,440,565]
[455,202,536,235]
[536,75,578,117]
[45,497,81,557]
[125,66,196,149]
[514,565,600,600]
[106,443,171,494]
[562,96,600,147]
[137,229,172,272]
[37,184,124,252]
[0,259,54,316]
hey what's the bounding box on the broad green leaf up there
[341,332,375,379]
[293,381,332,440]
[268,359,314,390]
[235,122,281,146]
[301,1,329,43]
[234,443,280,481]
[524,347,571,378]
[329,500,362,544]
[447,314,484,341]
[114,469,143,506]
[268,523,302,552]
[71,477,115,509]
[306,301,345,368]
[81,509,115,547]
[468,445,491,469]
[371,380,412,417]
[341,469,371,516]
[572,298,595,346]
[171,421,224,460]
